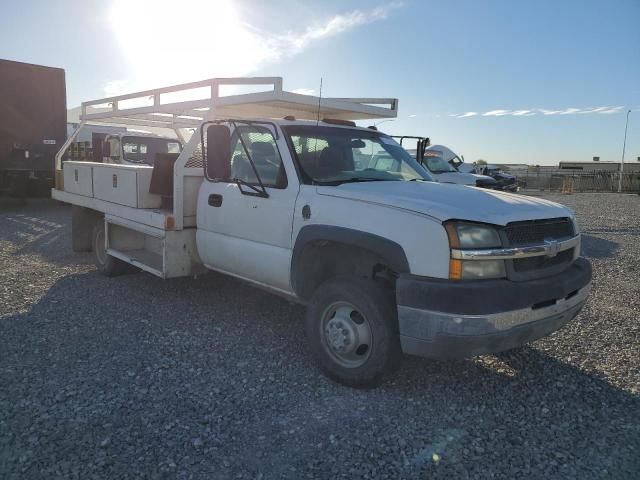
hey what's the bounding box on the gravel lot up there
[1,193,639,479]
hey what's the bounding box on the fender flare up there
[291,224,410,295]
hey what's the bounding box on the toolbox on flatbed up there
[64,161,161,209]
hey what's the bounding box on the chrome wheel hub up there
[325,318,356,354]
[321,302,372,368]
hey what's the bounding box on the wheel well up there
[72,206,103,252]
[293,241,396,300]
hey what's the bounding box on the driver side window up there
[228,126,287,189]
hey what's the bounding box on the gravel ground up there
[1,194,638,479]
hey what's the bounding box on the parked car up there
[477,165,519,192]
[392,137,497,188]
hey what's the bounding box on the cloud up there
[451,105,626,118]
[483,110,511,116]
[559,108,582,115]
[408,114,417,118]
[539,106,625,116]
[279,2,403,55]
[591,106,624,114]
[511,110,535,116]
[106,0,403,96]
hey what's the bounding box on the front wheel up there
[305,278,402,388]
[92,221,128,276]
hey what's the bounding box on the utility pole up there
[618,109,631,193]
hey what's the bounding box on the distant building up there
[558,161,640,172]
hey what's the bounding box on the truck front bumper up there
[396,258,592,359]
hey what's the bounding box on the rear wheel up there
[91,221,127,276]
[305,277,402,388]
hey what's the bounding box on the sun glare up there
[109,0,275,91]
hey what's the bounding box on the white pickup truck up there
[394,137,497,188]
[103,132,183,166]
[52,77,592,387]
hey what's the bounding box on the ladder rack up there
[55,76,399,232]
[79,77,398,130]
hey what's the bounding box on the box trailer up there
[0,59,66,195]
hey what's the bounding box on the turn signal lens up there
[449,259,506,280]
[449,259,463,280]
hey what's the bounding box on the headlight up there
[444,221,505,280]
[445,222,502,249]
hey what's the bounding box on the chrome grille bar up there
[451,235,580,261]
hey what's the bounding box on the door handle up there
[208,194,223,207]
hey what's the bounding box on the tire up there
[305,277,402,388]
[91,221,128,276]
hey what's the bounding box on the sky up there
[1,0,638,165]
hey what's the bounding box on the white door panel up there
[196,123,299,291]
[197,183,297,290]
[196,229,292,291]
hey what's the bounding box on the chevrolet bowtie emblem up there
[544,238,561,258]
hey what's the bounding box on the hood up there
[316,181,572,225]
[432,172,476,185]
[469,173,496,183]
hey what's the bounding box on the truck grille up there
[513,248,574,273]
[504,218,574,246]
[503,218,575,280]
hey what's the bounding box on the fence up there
[515,170,640,193]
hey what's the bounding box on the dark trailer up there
[0,59,66,196]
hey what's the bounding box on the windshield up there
[122,136,182,165]
[449,155,463,168]
[423,152,458,173]
[283,126,432,185]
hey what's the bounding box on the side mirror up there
[417,139,426,163]
[205,124,231,180]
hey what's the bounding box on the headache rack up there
[55,76,398,230]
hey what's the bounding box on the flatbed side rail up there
[55,76,399,231]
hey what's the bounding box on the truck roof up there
[78,77,398,130]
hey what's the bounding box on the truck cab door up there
[196,123,299,293]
